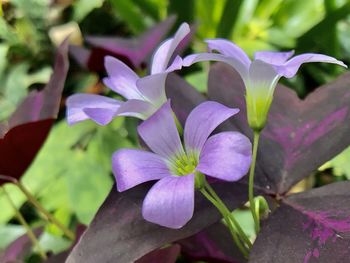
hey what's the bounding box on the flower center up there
[173,154,198,176]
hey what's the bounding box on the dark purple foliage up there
[178,222,246,263]
[65,180,247,263]
[1,228,43,262]
[69,16,177,72]
[0,40,69,185]
[135,244,181,263]
[250,181,350,263]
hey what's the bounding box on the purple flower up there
[183,39,347,130]
[112,101,252,228]
[66,23,190,125]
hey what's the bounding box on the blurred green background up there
[1,0,350,260]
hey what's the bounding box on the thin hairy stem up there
[200,187,249,258]
[249,131,260,233]
[2,187,47,260]
[204,180,252,249]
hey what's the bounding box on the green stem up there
[15,181,75,240]
[249,131,260,233]
[204,180,252,249]
[2,187,47,260]
[200,187,249,258]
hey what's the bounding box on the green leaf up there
[232,209,255,239]
[0,64,52,121]
[10,0,48,20]
[195,0,226,39]
[297,1,350,54]
[273,0,325,38]
[0,17,19,44]
[131,0,161,20]
[39,232,72,254]
[0,184,26,224]
[109,0,148,34]
[168,0,195,29]
[4,63,30,105]
[0,44,9,79]
[216,0,243,38]
[322,146,350,180]
[46,206,71,237]
[73,0,106,22]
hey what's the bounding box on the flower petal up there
[165,55,183,73]
[136,73,167,107]
[197,132,252,181]
[247,60,280,96]
[183,53,249,81]
[83,108,117,125]
[66,94,121,125]
[138,101,185,160]
[142,174,195,228]
[116,99,156,120]
[184,101,239,156]
[112,149,171,192]
[103,56,142,100]
[151,23,190,74]
[205,39,251,68]
[277,53,347,78]
[254,50,294,65]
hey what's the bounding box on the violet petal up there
[112,149,171,192]
[206,38,251,68]
[184,101,239,155]
[197,132,252,181]
[183,52,249,81]
[138,101,185,160]
[136,73,167,107]
[103,56,141,100]
[277,53,347,78]
[66,94,121,125]
[151,23,190,74]
[142,174,195,229]
[116,99,156,120]
[254,50,295,65]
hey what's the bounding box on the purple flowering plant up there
[65,21,350,262]
[67,23,190,125]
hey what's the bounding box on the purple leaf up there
[250,181,350,263]
[165,73,206,124]
[1,228,43,262]
[208,62,350,194]
[178,222,246,263]
[66,181,248,263]
[70,16,177,72]
[135,244,181,263]
[0,40,69,185]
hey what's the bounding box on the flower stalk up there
[200,178,252,258]
[1,187,47,260]
[15,182,76,240]
[248,131,261,233]
[0,175,75,240]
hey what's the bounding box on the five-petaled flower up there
[66,23,190,125]
[112,101,252,228]
[183,39,347,131]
